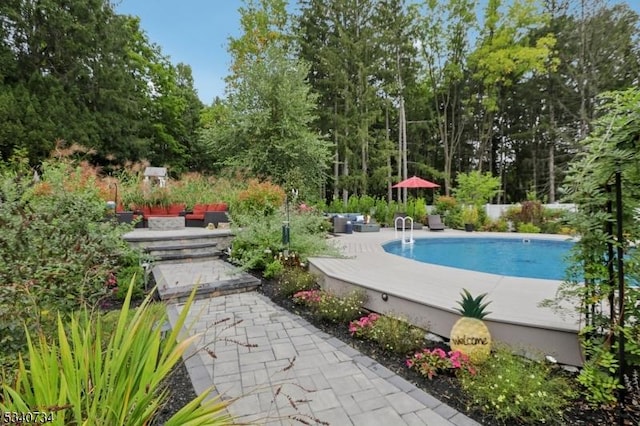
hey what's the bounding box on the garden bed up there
[254,274,637,426]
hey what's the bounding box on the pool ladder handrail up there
[395,216,414,245]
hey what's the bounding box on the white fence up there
[484,203,577,220]
[426,203,577,220]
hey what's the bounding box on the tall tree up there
[203,0,330,196]
[468,0,556,202]
[418,0,477,196]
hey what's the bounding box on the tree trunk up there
[548,144,555,203]
[333,99,339,200]
[386,101,392,203]
[343,156,349,205]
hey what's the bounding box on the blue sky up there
[116,0,244,104]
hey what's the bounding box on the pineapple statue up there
[450,289,492,363]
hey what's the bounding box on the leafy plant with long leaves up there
[1,282,234,425]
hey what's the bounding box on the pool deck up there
[308,228,584,366]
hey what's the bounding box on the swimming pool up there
[383,237,574,280]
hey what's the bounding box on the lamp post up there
[282,189,298,257]
[109,181,118,209]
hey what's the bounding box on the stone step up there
[153,259,261,302]
[148,252,222,264]
[123,229,233,255]
[145,242,219,258]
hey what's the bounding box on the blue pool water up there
[383,237,575,280]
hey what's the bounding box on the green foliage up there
[115,266,144,301]
[204,41,330,196]
[276,267,318,298]
[230,209,338,271]
[0,283,232,425]
[349,313,426,355]
[453,171,501,207]
[460,206,479,226]
[407,197,427,223]
[517,222,541,233]
[0,161,140,362]
[481,218,509,232]
[539,220,561,234]
[549,87,640,407]
[0,1,202,168]
[263,259,285,280]
[433,196,463,229]
[460,347,575,424]
[577,352,623,406]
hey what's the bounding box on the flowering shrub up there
[349,313,380,337]
[293,290,324,306]
[350,313,425,355]
[406,348,476,379]
[276,267,317,298]
[293,289,365,323]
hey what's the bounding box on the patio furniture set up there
[326,213,446,234]
[115,203,230,229]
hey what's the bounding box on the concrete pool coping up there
[308,229,584,366]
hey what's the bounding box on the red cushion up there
[149,206,167,215]
[185,213,204,220]
[209,203,228,211]
[167,203,185,215]
[192,204,208,215]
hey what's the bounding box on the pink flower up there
[432,348,447,359]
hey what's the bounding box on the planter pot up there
[464,223,474,232]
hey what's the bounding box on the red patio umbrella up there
[392,176,440,189]
[392,176,440,214]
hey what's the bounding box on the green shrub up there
[481,218,509,232]
[407,198,427,223]
[115,265,145,300]
[263,259,285,279]
[230,210,339,271]
[0,161,141,363]
[433,196,462,229]
[276,267,318,298]
[517,222,541,233]
[373,198,389,225]
[0,284,232,426]
[349,313,426,355]
[346,194,360,213]
[326,198,345,213]
[460,347,575,424]
[539,220,562,234]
